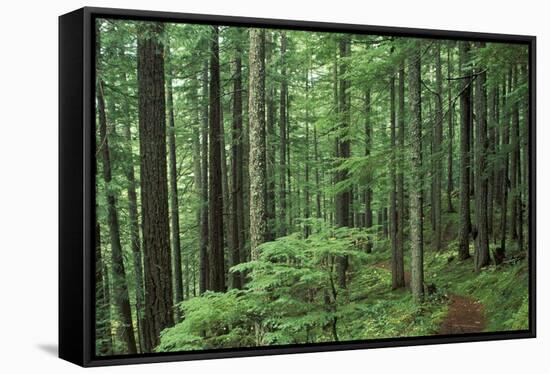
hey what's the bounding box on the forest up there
[94,18,530,356]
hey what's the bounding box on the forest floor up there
[373,260,486,334]
[157,230,529,352]
[354,221,528,339]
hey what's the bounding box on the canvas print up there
[94,17,530,356]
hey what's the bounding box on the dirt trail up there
[372,260,485,334]
[439,294,485,334]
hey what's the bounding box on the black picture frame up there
[59,6,536,367]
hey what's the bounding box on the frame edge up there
[59,7,86,367]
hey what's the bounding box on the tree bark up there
[207,26,226,292]
[520,65,528,253]
[248,29,268,260]
[336,35,351,288]
[487,87,497,241]
[278,32,288,237]
[446,44,456,213]
[473,43,490,271]
[165,40,184,316]
[510,64,522,251]
[492,86,501,236]
[199,56,209,294]
[500,70,512,253]
[221,96,231,266]
[433,44,443,251]
[389,60,401,289]
[287,92,293,229]
[265,32,277,242]
[408,42,424,303]
[304,62,311,238]
[395,62,406,288]
[470,87,475,197]
[192,105,201,298]
[364,88,374,253]
[137,22,174,352]
[229,37,244,289]
[458,41,472,261]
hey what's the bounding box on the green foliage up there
[160,226,371,349]
[505,295,529,330]
[341,265,447,340]
[157,290,253,351]
[95,16,531,355]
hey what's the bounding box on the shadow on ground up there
[37,344,58,357]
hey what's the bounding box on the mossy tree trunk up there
[248,28,268,260]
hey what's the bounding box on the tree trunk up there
[242,91,251,261]
[248,29,268,260]
[191,107,201,298]
[331,48,338,229]
[487,87,497,241]
[510,65,518,242]
[364,88,373,253]
[510,64,522,251]
[473,43,490,272]
[229,38,244,289]
[137,22,174,352]
[304,62,311,238]
[494,85,504,207]
[395,62,406,288]
[165,40,184,316]
[433,44,443,250]
[458,41,472,261]
[207,26,226,292]
[278,32,288,237]
[96,24,137,354]
[199,56,209,294]
[492,87,501,243]
[389,62,400,289]
[287,93,293,229]
[336,36,351,288]
[520,65,528,253]
[446,44,455,213]
[500,70,512,252]
[470,87,475,197]
[221,95,231,262]
[408,43,424,303]
[265,32,277,242]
